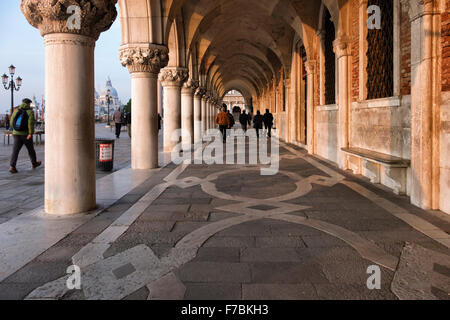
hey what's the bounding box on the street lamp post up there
[106,89,111,128]
[2,65,22,116]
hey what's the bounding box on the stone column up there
[402,0,442,210]
[201,94,209,135]
[181,78,198,149]
[334,36,352,169]
[304,60,317,155]
[194,87,206,143]
[21,0,117,215]
[120,44,168,169]
[159,67,189,153]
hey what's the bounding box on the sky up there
[0,1,131,114]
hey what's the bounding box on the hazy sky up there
[0,1,130,114]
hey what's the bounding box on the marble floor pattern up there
[0,137,449,300]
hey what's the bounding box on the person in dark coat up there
[239,110,250,133]
[253,110,264,139]
[263,109,274,137]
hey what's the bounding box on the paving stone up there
[127,221,175,233]
[242,283,318,300]
[176,262,251,283]
[4,261,70,284]
[171,221,210,234]
[217,220,273,237]
[240,248,306,263]
[0,283,41,300]
[313,283,398,300]
[123,286,150,300]
[249,262,329,284]
[193,247,240,263]
[36,245,82,263]
[255,236,306,248]
[302,234,348,248]
[184,283,242,300]
[203,236,256,248]
[208,211,241,222]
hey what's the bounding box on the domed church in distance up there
[95,78,122,120]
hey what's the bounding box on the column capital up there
[304,60,318,75]
[21,0,117,40]
[159,67,189,87]
[182,78,199,94]
[119,44,169,74]
[400,0,442,22]
[195,87,206,98]
[333,35,351,58]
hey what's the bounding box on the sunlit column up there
[120,44,169,169]
[21,0,117,214]
[160,67,189,152]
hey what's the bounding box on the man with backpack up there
[9,98,41,174]
[215,104,231,143]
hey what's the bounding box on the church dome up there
[100,78,119,98]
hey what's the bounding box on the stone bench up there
[341,147,410,195]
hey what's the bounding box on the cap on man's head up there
[22,98,32,104]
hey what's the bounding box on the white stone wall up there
[351,96,411,159]
[315,106,338,163]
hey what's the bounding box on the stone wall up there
[315,107,338,163]
[400,2,411,95]
[442,0,450,92]
[351,0,359,102]
[350,96,411,159]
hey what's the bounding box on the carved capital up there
[304,60,318,75]
[182,78,199,93]
[21,0,117,40]
[159,67,189,87]
[119,44,169,74]
[401,0,442,21]
[195,87,206,97]
[333,35,351,58]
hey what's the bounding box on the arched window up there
[323,7,336,105]
[366,0,394,99]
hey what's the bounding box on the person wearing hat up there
[9,98,41,174]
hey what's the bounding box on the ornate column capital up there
[333,35,351,58]
[304,60,318,75]
[119,44,169,74]
[182,78,199,94]
[21,0,117,40]
[159,67,189,87]
[195,87,206,98]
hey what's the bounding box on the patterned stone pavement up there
[0,132,449,300]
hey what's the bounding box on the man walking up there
[253,110,264,139]
[239,110,249,133]
[113,107,124,139]
[215,105,231,142]
[9,98,41,174]
[263,109,274,138]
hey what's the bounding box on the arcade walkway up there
[0,139,448,300]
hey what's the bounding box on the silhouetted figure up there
[239,110,249,132]
[253,110,264,139]
[263,109,274,137]
[158,114,162,132]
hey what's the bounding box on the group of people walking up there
[215,104,274,142]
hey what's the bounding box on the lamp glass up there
[9,65,15,76]
[1,74,8,85]
[16,77,22,87]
